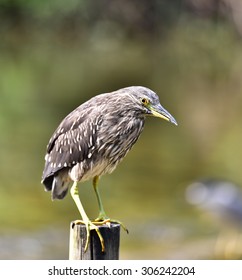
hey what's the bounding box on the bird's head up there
[125,86,178,125]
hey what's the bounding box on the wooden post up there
[69,222,120,260]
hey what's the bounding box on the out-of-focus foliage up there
[1,0,242,259]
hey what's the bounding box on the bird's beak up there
[150,104,178,125]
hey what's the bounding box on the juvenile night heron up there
[41,86,177,251]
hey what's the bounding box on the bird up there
[41,86,177,252]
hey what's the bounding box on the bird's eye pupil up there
[142,98,148,105]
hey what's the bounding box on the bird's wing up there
[46,106,90,153]
[42,105,102,181]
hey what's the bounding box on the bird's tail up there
[51,176,70,200]
[42,171,70,200]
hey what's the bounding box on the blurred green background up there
[1,0,242,259]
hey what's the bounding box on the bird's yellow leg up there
[70,181,105,252]
[93,176,109,221]
[93,176,129,233]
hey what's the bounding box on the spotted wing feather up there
[41,105,100,192]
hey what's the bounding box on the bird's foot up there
[94,214,129,234]
[72,219,105,252]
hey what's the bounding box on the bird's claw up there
[72,217,128,253]
[93,219,111,228]
[94,216,129,234]
[72,219,105,252]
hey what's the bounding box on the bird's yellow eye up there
[141,98,149,106]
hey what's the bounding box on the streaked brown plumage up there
[41,86,177,252]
